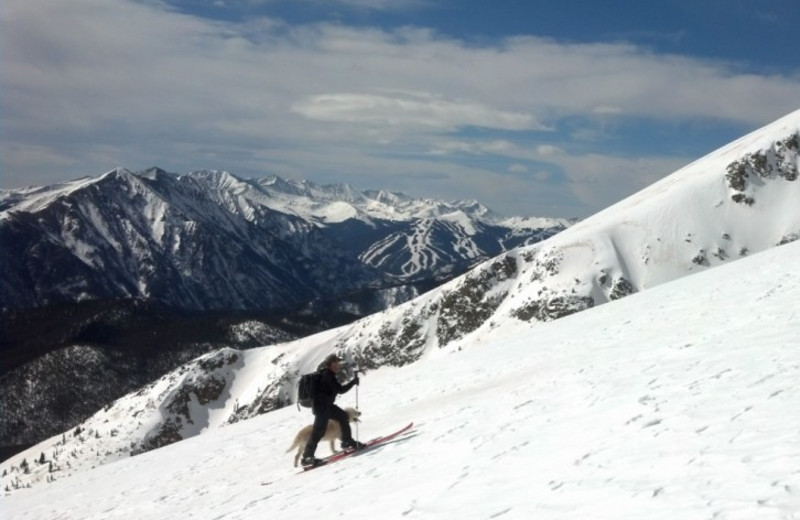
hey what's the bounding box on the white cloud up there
[428,139,518,156]
[2,0,799,216]
[318,0,433,11]
[293,91,540,130]
[244,0,431,11]
[592,105,623,115]
[536,145,564,157]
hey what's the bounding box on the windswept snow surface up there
[4,241,799,519]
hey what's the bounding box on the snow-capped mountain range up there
[0,167,567,460]
[0,168,569,312]
[3,109,798,497]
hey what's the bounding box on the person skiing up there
[301,354,365,467]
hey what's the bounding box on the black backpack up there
[297,371,321,408]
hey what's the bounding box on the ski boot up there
[341,439,367,453]
[301,454,325,468]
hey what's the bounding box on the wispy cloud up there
[293,91,541,131]
[309,0,433,11]
[224,0,432,12]
[427,139,518,156]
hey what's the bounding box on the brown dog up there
[286,407,362,467]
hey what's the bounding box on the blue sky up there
[2,0,799,217]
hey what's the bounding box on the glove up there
[352,375,360,386]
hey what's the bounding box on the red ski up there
[302,422,414,472]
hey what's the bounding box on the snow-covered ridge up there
[253,175,545,225]
[244,174,572,278]
[177,169,568,228]
[4,229,800,519]
[332,109,800,364]
[0,167,567,310]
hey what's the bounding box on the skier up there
[301,354,366,467]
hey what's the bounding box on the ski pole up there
[354,368,360,442]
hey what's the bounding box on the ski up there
[301,422,414,472]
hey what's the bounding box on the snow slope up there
[4,238,799,519]
[3,109,798,491]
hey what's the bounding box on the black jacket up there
[313,368,356,411]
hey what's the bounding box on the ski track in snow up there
[360,219,478,277]
[4,241,800,520]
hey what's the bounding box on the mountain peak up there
[259,174,300,192]
[140,167,170,180]
[187,169,244,185]
[105,166,132,176]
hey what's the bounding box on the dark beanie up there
[323,353,342,367]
